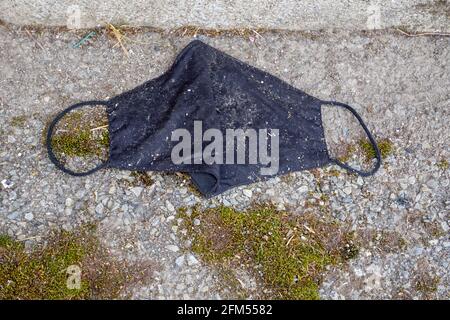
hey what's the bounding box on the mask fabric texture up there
[47,40,381,197]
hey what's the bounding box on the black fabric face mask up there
[47,40,381,197]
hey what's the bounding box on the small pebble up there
[1,179,13,189]
[65,197,74,208]
[166,200,175,212]
[131,187,143,197]
[343,186,353,195]
[24,212,34,221]
[187,254,199,266]
[175,255,185,267]
[166,245,179,252]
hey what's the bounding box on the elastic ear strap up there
[46,100,110,176]
[322,100,381,177]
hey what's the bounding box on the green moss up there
[328,169,341,177]
[178,204,356,300]
[217,266,248,299]
[436,159,449,170]
[51,128,109,158]
[340,232,359,260]
[359,138,394,161]
[0,235,17,248]
[398,237,408,250]
[47,110,109,158]
[10,115,27,127]
[0,225,134,300]
[304,193,331,215]
[280,173,296,184]
[52,130,95,157]
[131,171,154,186]
[337,145,356,163]
[174,173,202,197]
[320,194,330,202]
[99,130,110,148]
[415,275,440,295]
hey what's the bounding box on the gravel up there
[0,25,448,299]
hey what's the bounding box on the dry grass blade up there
[396,28,450,37]
[107,23,128,56]
[172,25,268,40]
[90,125,109,131]
[25,29,45,50]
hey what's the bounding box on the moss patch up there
[131,171,154,186]
[0,225,147,300]
[335,138,394,167]
[328,168,341,177]
[358,229,408,254]
[415,274,440,298]
[359,138,394,162]
[436,159,449,170]
[174,172,202,197]
[48,110,109,159]
[10,115,27,127]
[177,204,357,300]
[337,144,356,163]
[340,232,360,260]
[216,266,249,299]
[52,130,99,157]
[99,130,110,147]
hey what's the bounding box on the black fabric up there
[47,40,381,197]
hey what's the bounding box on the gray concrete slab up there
[0,0,449,31]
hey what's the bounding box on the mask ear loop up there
[46,100,110,176]
[321,100,381,177]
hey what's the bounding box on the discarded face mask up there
[47,40,381,198]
